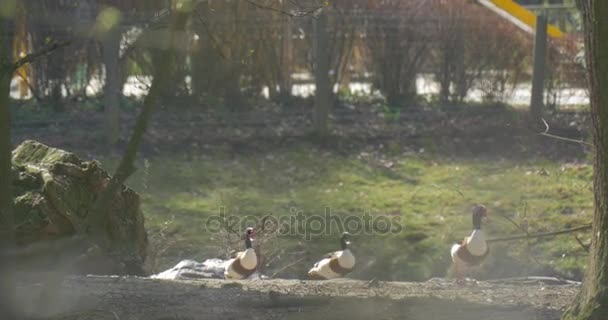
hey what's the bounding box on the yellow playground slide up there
[477,0,564,38]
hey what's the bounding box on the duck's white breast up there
[239,248,258,269]
[466,230,487,256]
[337,249,355,268]
[224,248,257,279]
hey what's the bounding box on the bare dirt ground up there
[17,276,578,320]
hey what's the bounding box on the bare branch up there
[487,224,592,243]
[11,41,71,72]
[192,8,227,60]
[539,118,593,146]
[574,235,591,253]
[134,74,152,91]
[495,211,526,233]
[244,0,323,17]
[245,0,295,16]
[270,257,306,278]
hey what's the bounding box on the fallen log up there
[16,276,578,320]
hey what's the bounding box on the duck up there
[451,205,489,282]
[224,227,258,280]
[308,232,355,280]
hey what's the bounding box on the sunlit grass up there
[101,146,593,281]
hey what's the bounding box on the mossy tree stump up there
[10,140,148,275]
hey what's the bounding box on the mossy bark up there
[562,1,608,319]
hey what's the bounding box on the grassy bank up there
[101,143,593,281]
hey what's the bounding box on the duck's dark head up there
[340,232,351,250]
[244,227,255,249]
[472,205,488,230]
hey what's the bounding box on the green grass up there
[101,146,593,281]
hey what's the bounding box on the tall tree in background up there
[97,0,168,145]
[563,1,608,319]
[365,0,432,108]
[98,6,123,145]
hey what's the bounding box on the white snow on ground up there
[10,73,589,106]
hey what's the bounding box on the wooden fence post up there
[530,15,548,123]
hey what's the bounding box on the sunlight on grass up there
[101,146,593,280]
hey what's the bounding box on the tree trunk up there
[313,11,331,136]
[0,16,16,320]
[278,14,293,100]
[102,27,122,145]
[438,48,451,104]
[562,1,608,319]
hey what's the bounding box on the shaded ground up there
[17,276,578,320]
[11,102,590,161]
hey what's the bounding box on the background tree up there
[96,0,167,144]
[563,1,608,319]
[431,0,532,103]
[364,0,433,108]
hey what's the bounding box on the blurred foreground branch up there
[88,6,193,268]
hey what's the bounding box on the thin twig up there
[527,248,571,282]
[244,0,323,17]
[495,211,525,233]
[487,224,592,243]
[134,74,152,91]
[245,0,295,16]
[270,257,306,278]
[574,235,591,253]
[539,118,592,146]
[192,8,227,60]
[494,202,581,281]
